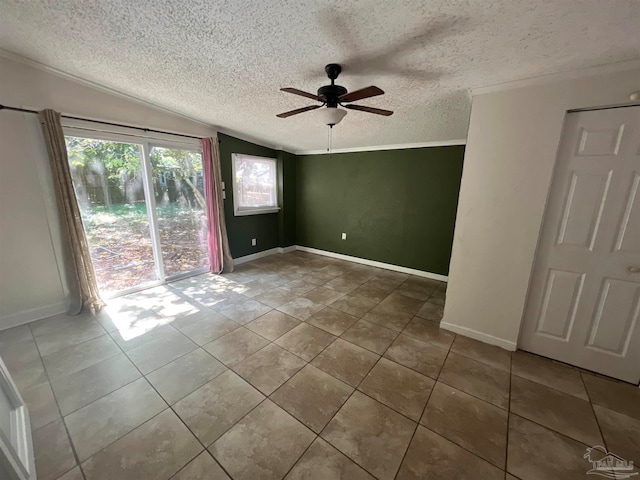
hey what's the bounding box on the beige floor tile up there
[304,271,337,285]
[307,307,359,336]
[146,349,227,404]
[1,340,48,391]
[245,310,300,341]
[303,286,345,305]
[361,304,413,332]
[172,310,240,345]
[280,279,318,296]
[507,414,590,480]
[0,324,32,349]
[126,329,198,374]
[582,373,640,420]
[241,280,280,298]
[174,370,264,446]
[359,358,434,421]
[32,314,106,356]
[271,364,353,433]
[82,409,202,480]
[427,288,446,306]
[57,467,84,480]
[203,327,270,366]
[277,297,325,321]
[363,276,402,292]
[439,352,510,409]
[33,419,76,480]
[42,334,120,380]
[511,351,587,400]
[451,335,511,372]
[172,452,230,480]
[210,400,315,480]
[233,343,306,395]
[379,292,424,315]
[65,377,166,461]
[275,323,336,361]
[510,375,602,446]
[593,405,640,464]
[421,382,508,468]
[330,295,377,318]
[402,317,455,350]
[218,298,272,324]
[324,276,361,294]
[285,438,375,480]
[322,391,415,480]
[394,282,432,301]
[414,301,444,321]
[311,339,379,387]
[97,302,163,334]
[253,287,299,308]
[384,334,448,378]
[22,381,60,430]
[108,323,177,351]
[51,353,141,415]
[349,284,390,303]
[396,426,503,480]
[341,319,398,354]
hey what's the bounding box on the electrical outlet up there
[251,238,256,246]
[341,233,347,240]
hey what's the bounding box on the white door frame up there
[0,357,35,480]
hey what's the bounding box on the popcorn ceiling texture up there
[0,0,638,152]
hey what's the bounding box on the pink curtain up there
[202,136,233,273]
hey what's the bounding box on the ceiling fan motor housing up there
[318,84,347,107]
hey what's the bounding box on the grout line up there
[27,322,88,480]
[580,371,608,450]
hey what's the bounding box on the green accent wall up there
[295,146,464,275]
[218,133,297,259]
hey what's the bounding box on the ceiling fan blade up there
[280,88,321,101]
[276,105,322,118]
[344,104,393,116]
[339,86,384,103]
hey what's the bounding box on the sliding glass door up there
[149,146,208,277]
[64,133,208,297]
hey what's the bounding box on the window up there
[231,153,279,215]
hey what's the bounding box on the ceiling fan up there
[277,63,393,126]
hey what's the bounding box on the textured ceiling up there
[0,1,638,152]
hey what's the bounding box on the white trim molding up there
[0,301,67,331]
[471,59,640,96]
[295,139,467,156]
[233,246,294,265]
[294,246,448,281]
[440,321,517,351]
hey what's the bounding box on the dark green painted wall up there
[295,146,464,275]
[218,133,296,259]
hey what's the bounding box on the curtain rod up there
[0,104,204,140]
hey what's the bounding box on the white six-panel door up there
[520,106,640,384]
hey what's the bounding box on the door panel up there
[586,278,639,355]
[556,170,611,249]
[536,269,584,340]
[520,106,640,383]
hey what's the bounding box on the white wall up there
[0,55,216,329]
[442,65,640,350]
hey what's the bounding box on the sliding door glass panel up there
[65,137,158,295]
[149,146,209,277]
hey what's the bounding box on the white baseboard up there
[440,321,517,351]
[0,301,68,331]
[233,246,295,265]
[294,246,448,282]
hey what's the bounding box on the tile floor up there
[1,251,639,480]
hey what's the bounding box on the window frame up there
[231,153,280,216]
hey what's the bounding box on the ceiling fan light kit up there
[277,63,393,126]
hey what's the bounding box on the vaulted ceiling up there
[1,0,638,152]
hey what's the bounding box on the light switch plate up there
[341,233,347,240]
